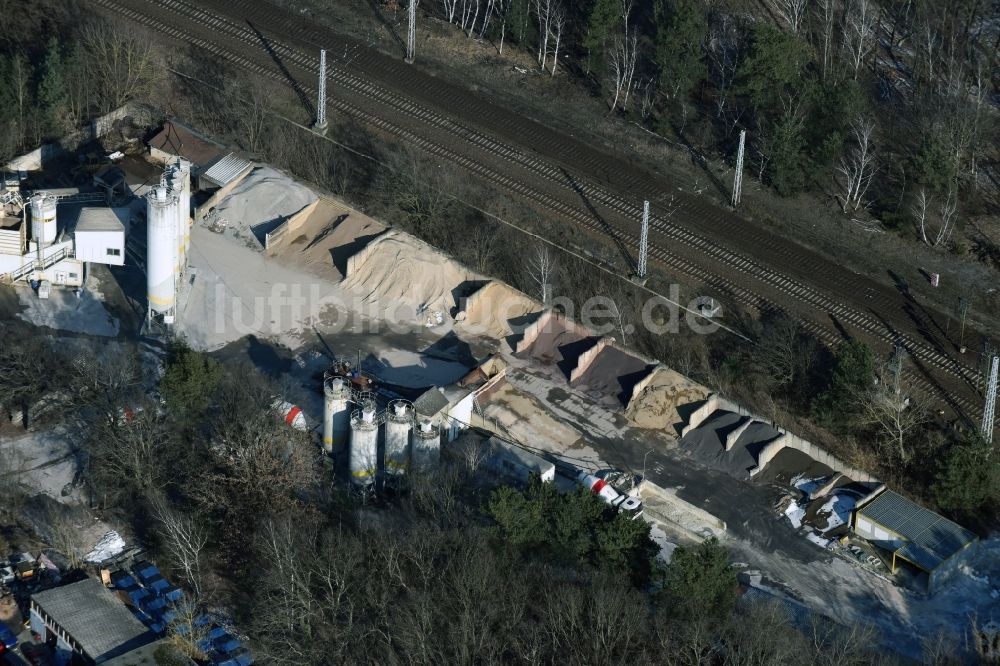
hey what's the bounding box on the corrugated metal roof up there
[201,154,253,188]
[32,578,153,660]
[859,490,977,570]
[74,207,125,233]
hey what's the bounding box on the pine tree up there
[38,37,69,136]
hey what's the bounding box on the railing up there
[1,246,73,284]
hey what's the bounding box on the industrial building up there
[0,187,128,290]
[852,489,979,592]
[479,436,556,483]
[29,578,154,664]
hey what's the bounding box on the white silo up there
[384,400,413,477]
[349,401,379,486]
[146,185,179,315]
[167,159,192,266]
[177,159,192,258]
[29,194,58,245]
[322,376,352,454]
[412,419,440,473]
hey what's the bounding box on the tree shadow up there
[670,121,729,201]
[364,0,406,57]
[248,21,315,121]
[560,168,634,268]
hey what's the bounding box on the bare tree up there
[549,3,566,76]
[167,597,211,660]
[842,0,877,81]
[154,500,209,598]
[816,0,837,81]
[442,0,459,23]
[769,0,808,35]
[862,353,930,464]
[914,187,959,248]
[80,20,159,111]
[527,244,556,305]
[607,33,639,112]
[837,118,877,212]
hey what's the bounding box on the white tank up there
[176,159,192,259]
[166,160,192,267]
[412,419,440,473]
[146,185,179,314]
[349,401,379,486]
[29,194,57,245]
[322,376,352,454]
[384,400,413,477]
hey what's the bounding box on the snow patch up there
[784,499,805,529]
[85,531,126,563]
[805,531,831,549]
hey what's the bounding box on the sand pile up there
[626,367,710,431]
[214,167,317,245]
[272,198,385,280]
[341,230,481,323]
[457,281,542,339]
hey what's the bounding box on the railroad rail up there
[89,0,992,422]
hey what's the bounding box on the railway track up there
[90,0,991,421]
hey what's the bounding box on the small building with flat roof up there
[851,489,979,592]
[30,578,154,664]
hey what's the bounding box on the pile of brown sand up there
[271,198,385,281]
[625,366,710,431]
[341,230,481,323]
[457,281,542,339]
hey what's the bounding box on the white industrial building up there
[0,188,128,292]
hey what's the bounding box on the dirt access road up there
[91,0,993,423]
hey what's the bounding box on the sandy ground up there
[271,197,385,281]
[340,229,482,325]
[15,271,119,337]
[213,166,316,247]
[179,219,349,350]
[625,366,710,433]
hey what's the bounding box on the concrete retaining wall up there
[626,363,666,409]
[680,394,720,437]
[568,337,611,383]
[639,480,726,535]
[6,102,155,171]
[343,230,390,278]
[746,429,878,482]
[680,392,879,483]
[514,309,554,353]
[265,200,319,252]
[724,417,755,452]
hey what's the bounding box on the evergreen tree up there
[583,0,621,72]
[933,434,1000,517]
[652,0,708,100]
[37,37,69,135]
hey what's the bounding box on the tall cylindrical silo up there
[323,376,352,454]
[349,401,379,486]
[412,419,440,473]
[384,400,413,477]
[146,186,179,314]
[176,159,192,260]
[29,194,57,245]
